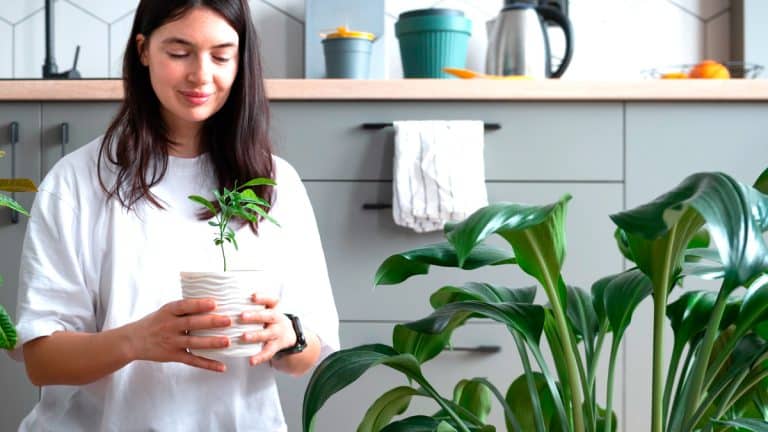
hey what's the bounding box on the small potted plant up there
[184,178,279,359]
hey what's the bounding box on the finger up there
[251,293,278,309]
[177,352,227,373]
[167,298,217,316]
[239,309,280,325]
[178,335,230,350]
[249,341,280,366]
[174,314,231,332]
[241,328,276,345]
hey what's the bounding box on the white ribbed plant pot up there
[180,270,278,359]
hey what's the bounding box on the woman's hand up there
[128,298,232,372]
[239,292,296,366]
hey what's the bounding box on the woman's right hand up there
[128,298,232,372]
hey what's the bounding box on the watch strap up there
[276,313,307,356]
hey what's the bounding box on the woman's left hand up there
[239,293,297,366]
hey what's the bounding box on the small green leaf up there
[0,193,29,216]
[0,304,17,350]
[564,285,599,343]
[452,379,492,424]
[239,177,276,189]
[602,269,653,339]
[755,167,768,194]
[505,373,556,432]
[374,243,515,287]
[188,195,217,213]
[357,386,423,432]
[393,323,456,364]
[667,290,717,348]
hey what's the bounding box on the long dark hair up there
[98,0,273,230]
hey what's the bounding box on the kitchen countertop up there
[2,79,768,101]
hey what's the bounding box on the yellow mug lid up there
[324,26,375,41]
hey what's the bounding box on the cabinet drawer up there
[306,181,624,321]
[277,322,522,432]
[271,102,623,181]
[41,102,120,176]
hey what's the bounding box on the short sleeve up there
[11,179,96,361]
[272,159,340,361]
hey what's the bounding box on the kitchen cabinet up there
[270,100,625,431]
[0,103,41,432]
[0,102,118,431]
[1,97,765,432]
[41,103,119,175]
[623,102,768,432]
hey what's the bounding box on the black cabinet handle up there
[9,121,19,224]
[362,203,392,210]
[447,345,502,354]
[60,122,69,158]
[361,122,501,131]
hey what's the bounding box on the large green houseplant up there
[0,149,37,351]
[303,169,768,432]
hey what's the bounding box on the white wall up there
[0,0,734,79]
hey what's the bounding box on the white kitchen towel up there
[393,120,488,233]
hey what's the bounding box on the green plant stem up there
[662,342,685,425]
[512,333,546,432]
[588,324,608,432]
[667,343,699,432]
[420,380,471,432]
[722,369,768,414]
[529,345,570,432]
[651,278,669,432]
[681,288,730,428]
[218,217,227,271]
[604,336,621,432]
[685,366,749,431]
[550,304,585,431]
[566,325,595,431]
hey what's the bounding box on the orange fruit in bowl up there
[688,60,730,79]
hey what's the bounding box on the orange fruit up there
[661,72,688,79]
[688,60,730,79]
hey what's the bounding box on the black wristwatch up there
[276,313,307,356]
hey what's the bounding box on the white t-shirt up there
[13,138,340,431]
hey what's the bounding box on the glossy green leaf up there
[0,178,37,193]
[357,386,423,432]
[565,285,599,344]
[505,372,556,432]
[0,193,29,216]
[611,172,768,290]
[380,416,459,432]
[393,323,457,364]
[715,418,768,431]
[453,379,492,424]
[667,290,717,348]
[755,167,768,194]
[467,377,523,431]
[303,344,431,432]
[374,243,515,286]
[446,196,571,305]
[602,269,653,339]
[404,301,545,346]
[590,274,613,326]
[0,304,17,350]
[430,283,536,309]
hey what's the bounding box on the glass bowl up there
[644,61,764,79]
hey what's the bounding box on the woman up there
[13,1,339,430]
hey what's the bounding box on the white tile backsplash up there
[0,0,735,79]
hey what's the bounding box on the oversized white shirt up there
[13,138,340,431]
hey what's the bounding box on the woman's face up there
[137,7,239,136]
